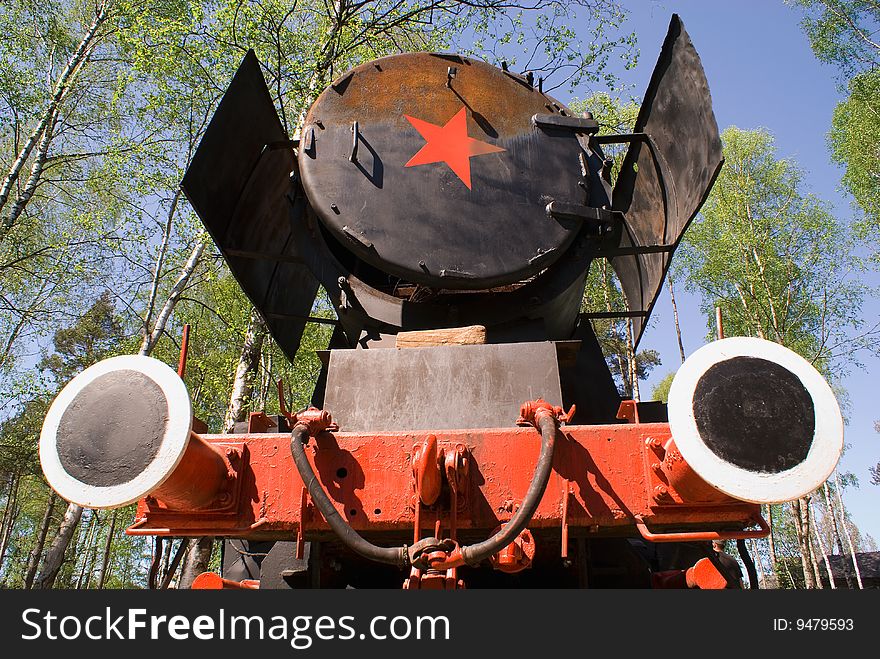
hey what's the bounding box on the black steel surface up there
[286,193,597,344]
[693,356,815,473]
[610,14,724,346]
[57,370,166,487]
[299,53,588,290]
[180,22,724,382]
[180,50,319,363]
[558,320,622,424]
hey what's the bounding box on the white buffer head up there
[667,337,843,504]
[40,355,193,509]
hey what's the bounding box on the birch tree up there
[0,1,114,231]
[678,126,877,588]
[793,1,880,251]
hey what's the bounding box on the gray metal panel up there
[324,342,563,432]
[180,50,320,363]
[610,14,724,346]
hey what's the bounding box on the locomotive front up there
[38,15,844,589]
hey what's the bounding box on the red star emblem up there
[404,107,505,189]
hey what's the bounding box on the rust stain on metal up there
[126,421,759,539]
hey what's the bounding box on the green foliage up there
[0,0,148,384]
[0,398,49,477]
[456,1,637,93]
[0,291,124,476]
[792,1,880,255]
[791,0,879,76]
[830,70,880,248]
[38,290,124,382]
[677,126,875,378]
[650,371,674,404]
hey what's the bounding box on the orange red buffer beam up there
[126,419,762,542]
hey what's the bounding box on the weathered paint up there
[127,421,760,541]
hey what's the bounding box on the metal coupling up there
[517,398,575,427]
[291,407,338,437]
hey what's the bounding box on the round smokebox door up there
[298,52,587,290]
[40,355,193,509]
[667,337,843,503]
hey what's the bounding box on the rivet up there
[645,437,664,451]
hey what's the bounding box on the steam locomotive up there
[38,15,843,588]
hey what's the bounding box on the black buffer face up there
[57,370,169,487]
[692,356,815,474]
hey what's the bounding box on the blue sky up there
[567,0,879,544]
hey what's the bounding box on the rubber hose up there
[290,424,407,567]
[458,413,557,565]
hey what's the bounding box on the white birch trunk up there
[625,316,639,400]
[139,240,205,356]
[791,497,817,588]
[178,537,213,589]
[142,190,182,335]
[749,538,767,588]
[599,260,627,395]
[33,502,83,589]
[222,311,268,433]
[0,4,109,224]
[667,278,686,364]
[765,504,779,579]
[833,471,864,588]
[24,491,57,589]
[823,480,854,587]
[0,474,20,569]
[810,500,835,589]
[95,509,118,589]
[1,105,60,234]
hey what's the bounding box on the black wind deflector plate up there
[181,50,320,363]
[608,14,724,347]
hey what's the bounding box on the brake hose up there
[456,412,557,566]
[289,410,558,570]
[290,423,409,567]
